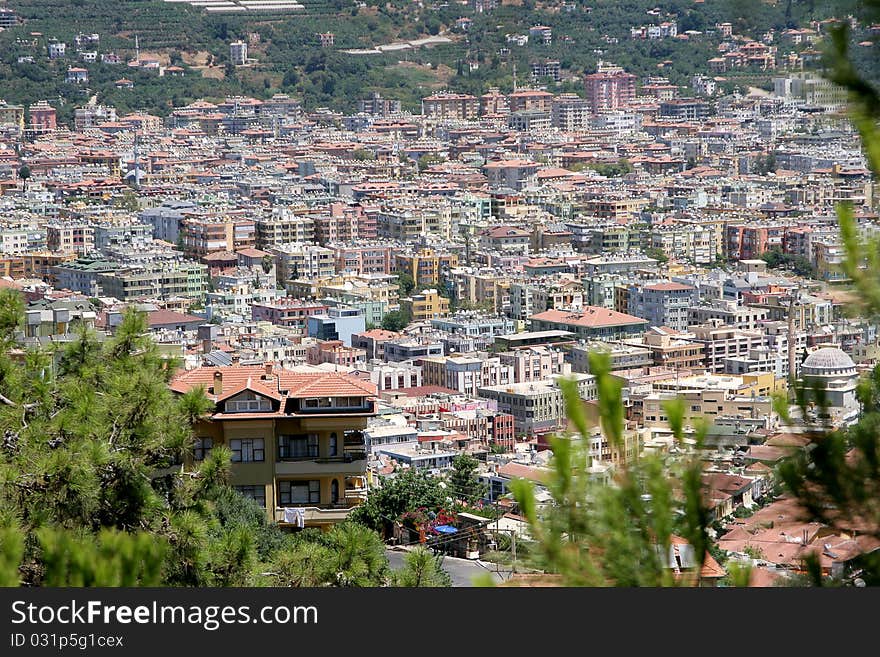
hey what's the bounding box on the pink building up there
[314,202,378,244]
[584,63,637,114]
[29,100,57,135]
[307,340,366,367]
[251,299,327,333]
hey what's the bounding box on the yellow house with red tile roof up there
[170,364,377,529]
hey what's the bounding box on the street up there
[385,549,512,587]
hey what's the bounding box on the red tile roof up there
[356,328,401,340]
[531,307,649,329]
[170,365,377,404]
[496,462,549,484]
[645,282,695,292]
[147,309,204,327]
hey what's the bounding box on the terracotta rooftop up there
[531,307,649,329]
[170,365,378,405]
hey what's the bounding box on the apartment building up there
[353,360,422,392]
[421,92,479,120]
[95,262,208,301]
[395,248,459,286]
[498,346,566,383]
[254,214,316,249]
[421,354,514,395]
[477,373,597,437]
[306,340,366,367]
[378,205,453,241]
[627,281,699,332]
[725,223,789,260]
[270,243,336,286]
[0,101,25,132]
[430,313,515,337]
[483,159,540,191]
[313,204,378,244]
[531,307,648,340]
[307,306,366,345]
[400,289,450,321]
[333,244,394,275]
[180,217,256,260]
[351,328,400,360]
[621,328,706,370]
[384,337,444,362]
[570,340,653,374]
[508,89,554,113]
[551,93,591,131]
[584,63,637,113]
[46,224,95,255]
[684,321,767,373]
[0,229,29,255]
[170,365,376,529]
[649,227,715,264]
[251,300,328,333]
[687,298,767,330]
[531,60,561,82]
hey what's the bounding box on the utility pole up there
[510,529,516,574]
[787,284,801,397]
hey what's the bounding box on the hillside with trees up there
[0,0,868,120]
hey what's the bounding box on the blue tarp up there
[433,525,458,534]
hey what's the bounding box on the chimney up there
[213,371,223,396]
[264,361,274,379]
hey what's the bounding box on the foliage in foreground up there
[511,353,713,586]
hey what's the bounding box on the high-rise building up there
[28,100,57,135]
[584,62,637,114]
[422,92,479,120]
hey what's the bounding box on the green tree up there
[116,190,140,212]
[390,545,452,587]
[644,247,669,264]
[448,453,487,505]
[397,272,415,296]
[510,352,712,586]
[16,165,30,192]
[352,148,376,161]
[350,468,449,535]
[381,309,411,332]
[0,303,288,587]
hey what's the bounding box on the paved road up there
[386,549,511,587]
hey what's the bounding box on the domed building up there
[799,345,860,424]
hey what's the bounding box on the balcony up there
[274,505,354,527]
[275,455,367,476]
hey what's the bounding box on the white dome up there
[802,347,856,374]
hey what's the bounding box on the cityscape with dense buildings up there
[0,0,879,589]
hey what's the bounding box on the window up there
[279,434,318,459]
[304,397,332,409]
[194,437,213,461]
[230,438,264,463]
[279,480,320,506]
[331,480,339,504]
[226,391,272,413]
[329,433,338,456]
[234,485,266,508]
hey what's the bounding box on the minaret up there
[135,34,139,62]
[512,63,517,92]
